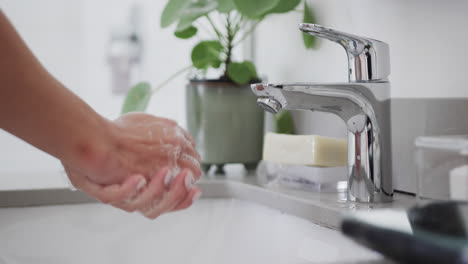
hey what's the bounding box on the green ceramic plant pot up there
[186,80,264,173]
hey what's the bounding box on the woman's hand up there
[64,166,202,219]
[62,113,203,218]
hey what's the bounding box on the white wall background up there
[1,0,468,189]
[0,1,84,188]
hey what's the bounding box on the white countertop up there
[0,170,69,191]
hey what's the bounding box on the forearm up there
[0,10,113,169]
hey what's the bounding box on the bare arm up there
[0,10,113,171]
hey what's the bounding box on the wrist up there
[65,116,119,176]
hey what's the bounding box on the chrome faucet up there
[252,24,393,203]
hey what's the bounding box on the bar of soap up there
[450,165,468,201]
[263,132,347,167]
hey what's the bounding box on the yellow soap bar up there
[262,132,348,167]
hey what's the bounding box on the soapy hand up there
[63,113,203,218]
[64,166,202,218]
[109,112,202,185]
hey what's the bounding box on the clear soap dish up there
[256,160,347,193]
[415,135,468,201]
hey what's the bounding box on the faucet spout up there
[299,23,390,82]
[252,82,393,203]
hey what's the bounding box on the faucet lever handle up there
[299,23,390,82]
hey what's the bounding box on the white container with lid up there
[415,135,468,201]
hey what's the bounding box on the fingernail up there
[164,170,171,186]
[192,191,202,202]
[164,167,179,187]
[125,178,147,203]
[184,171,195,191]
[181,153,201,168]
[136,178,147,192]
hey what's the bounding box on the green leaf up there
[233,0,280,19]
[216,0,235,13]
[191,40,223,69]
[174,26,198,39]
[302,2,318,49]
[243,60,258,78]
[161,0,191,28]
[227,61,256,84]
[269,0,301,14]
[176,1,218,31]
[121,82,152,114]
[275,110,295,134]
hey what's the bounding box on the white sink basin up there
[0,199,381,264]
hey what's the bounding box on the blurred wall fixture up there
[107,4,143,95]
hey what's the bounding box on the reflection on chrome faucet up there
[252,23,393,203]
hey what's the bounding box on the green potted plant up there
[121,0,317,173]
